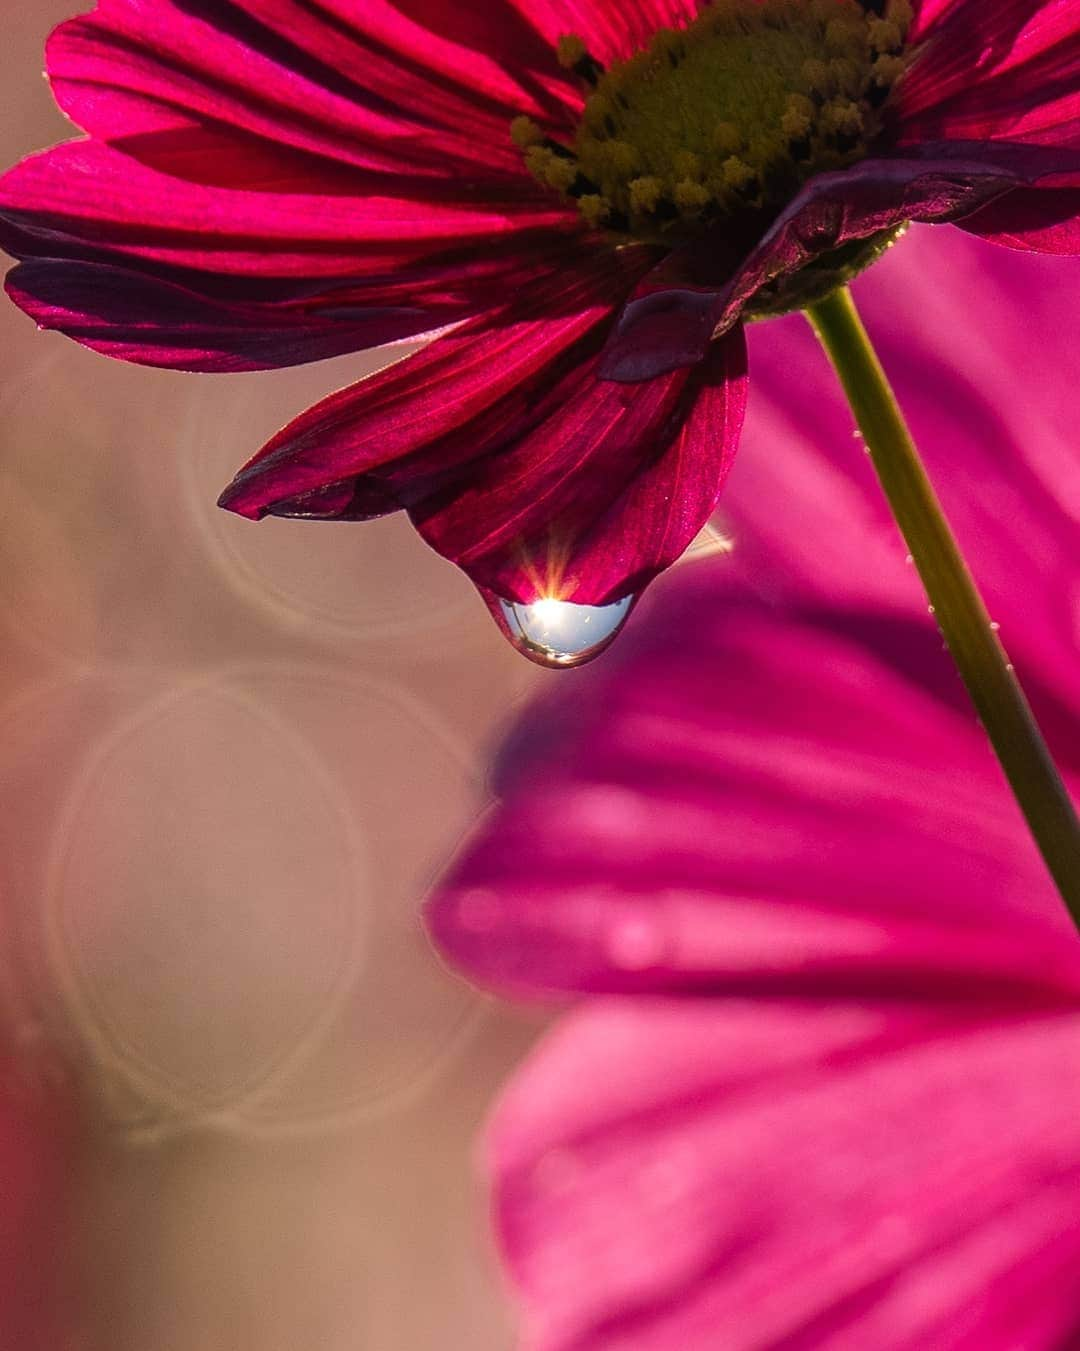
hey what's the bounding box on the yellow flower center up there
[515,0,914,242]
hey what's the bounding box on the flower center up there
[515,0,913,241]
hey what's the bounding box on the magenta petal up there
[501,0,702,66]
[899,0,1080,150]
[734,224,1080,738]
[957,186,1080,253]
[491,997,1080,1351]
[601,152,1028,380]
[0,138,582,366]
[216,253,653,518]
[47,0,572,186]
[219,245,746,606]
[0,140,574,281]
[3,258,437,371]
[429,593,1080,999]
[411,325,746,605]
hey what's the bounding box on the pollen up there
[515,0,914,241]
[556,34,589,69]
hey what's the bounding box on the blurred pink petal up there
[492,997,1080,1351]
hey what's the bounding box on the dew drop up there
[927,604,936,615]
[904,553,914,566]
[498,595,635,669]
[989,620,1000,632]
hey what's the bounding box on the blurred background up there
[0,5,563,1346]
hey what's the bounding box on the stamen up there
[518,1,914,239]
[577,194,611,227]
[510,116,543,149]
[713,123,744,155]
[628,176,664,214]
[557,34,605,85]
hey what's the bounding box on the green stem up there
[806,285,1080,926]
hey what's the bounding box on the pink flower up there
[2,2,1080,630]
[426,225,1080,1348]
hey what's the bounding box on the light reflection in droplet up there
[498,595,635,669]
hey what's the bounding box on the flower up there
[2,1,1080,650]
[426,225,1080,1347]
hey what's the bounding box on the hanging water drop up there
[497,594,635,669]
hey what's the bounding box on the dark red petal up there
[3,258,437,371]
[898,0,1080,150]
[601,151,1028,380]
[0,138,581,369]
[502,0,702,65]
[47,0,575,187]
[957,185,1080,253]
[219,247,745,606]
[217,254,650,516]
[0,140,574,281]
[410,325,746,605]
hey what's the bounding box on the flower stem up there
[806,285,1080,926]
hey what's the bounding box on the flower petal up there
[0,140,572,281]
[600,152,1029,380]
[491,997,1080,1351]
[0,138,580,365]
[956,185,1080,253]
[219,247,746,605]
[898,0,1080,150]
[501,0,703,66]
[430,590,1080,998]
[733,223,1080,741]
[47,0,575,187]
[3,257,435,372]
[412,325,745,606]
[217,252,652,517]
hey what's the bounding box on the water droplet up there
[927,604,936,615]
[904,553,914,566]
[989,621,1000,632]
[498,595,635,669]
[1005,662,1015,673]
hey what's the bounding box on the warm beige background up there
[0,5,556,1346]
